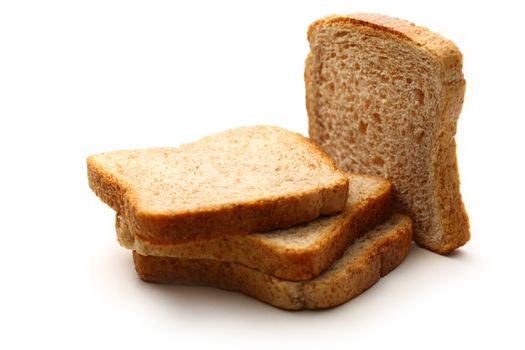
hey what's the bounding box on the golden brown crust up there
[427,78,470,254]
[118,174,393,281]
[308,13,463,73]
[305,14,469,254]
[303,215,412,308]
[87,126,349,244]
[128,185,348,244]
[133,214,412,310]
[307,14,413,43]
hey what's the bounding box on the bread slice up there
[116,173,392,281]
[305,13,469,254]
[87,125,348,244]
[133,213,412,310]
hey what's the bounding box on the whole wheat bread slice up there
[117,173,392,281]
[87,125,348,244]
[305,13,469,254]
[133,213,412,310]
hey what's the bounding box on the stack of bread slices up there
[88,126,412,310]
[87,13,470,309]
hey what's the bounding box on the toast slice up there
[87,125,348,244]
[133,214,412,310]
[305,13,469,254]
[117,173,392,281]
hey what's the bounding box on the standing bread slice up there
[87,125,348,244]
[305,13,469,254]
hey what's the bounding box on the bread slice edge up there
[117,173,392,281]
[132,213,413,310]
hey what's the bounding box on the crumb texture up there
[88,125,349,242]
[90,126,345,212]
[306,14,469,253]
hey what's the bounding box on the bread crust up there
[87,126,349,243]
[305,14,469,254]
[117,174,393,281]
[133,214,413,310]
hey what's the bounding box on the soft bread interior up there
[306,15,469,252]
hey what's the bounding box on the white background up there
[1,1,523,349]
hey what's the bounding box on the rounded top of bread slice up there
[87,125,348,242]
[307,13,463,77]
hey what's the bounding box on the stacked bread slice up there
[88,125,412,310]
